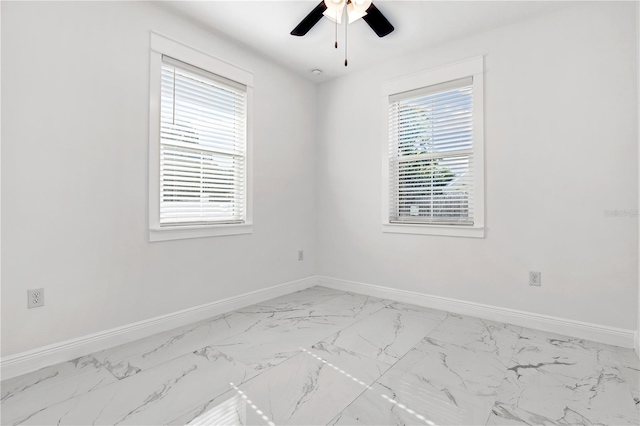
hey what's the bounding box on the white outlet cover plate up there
[28,288,45,308]
[529,272,541,286]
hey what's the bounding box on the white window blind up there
[160,55,247,226]
[388,77,474,225]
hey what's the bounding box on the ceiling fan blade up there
[291,1,328,36]
[362,3,394,37]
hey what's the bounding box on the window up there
[159,57,246,226]
[149,33,253,241]
[382,57,484,237]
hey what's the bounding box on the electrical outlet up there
[529,271,541,287]
[298,250,304,261]
[28,288,45,308]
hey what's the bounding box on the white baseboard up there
[318,276,636,349]
[635,330,640,359]
[3,275,633,380]
[1,276,318,381]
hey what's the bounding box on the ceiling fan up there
[291,0,394,66]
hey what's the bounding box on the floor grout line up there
[322,306,452,425]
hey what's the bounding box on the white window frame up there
[381,57,485,238]
[148,32,254,242]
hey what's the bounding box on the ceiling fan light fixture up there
[323,0,345,12]
[322,9,343,24]
[323,0,345,24]
[346,3,368,24]
[352,0,372,13]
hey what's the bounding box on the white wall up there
[317,1,639,330]
[1,1,317,356]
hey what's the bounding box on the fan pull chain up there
[334,11,338,48]
[344,14,348,66]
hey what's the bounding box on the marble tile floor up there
[1,286,638,425]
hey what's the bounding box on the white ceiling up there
[162,1,572,83]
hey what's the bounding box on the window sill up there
[149,223,253,242]
[382,223,485,238]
